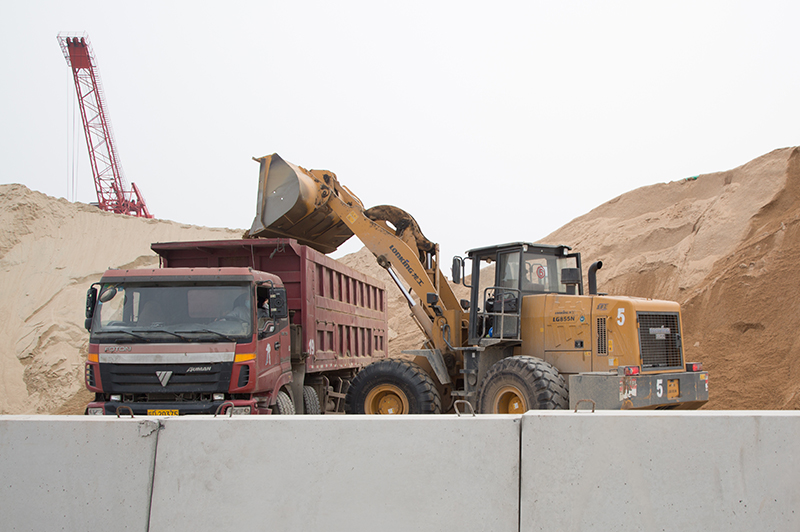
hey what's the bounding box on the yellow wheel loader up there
[249,153,708,413]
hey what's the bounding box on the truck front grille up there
[637,312,683,370]
[99,362,232,395]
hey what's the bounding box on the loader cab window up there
[497,249,582,296]
[497,252,520,289]
[466,243,582,343]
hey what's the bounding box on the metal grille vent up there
[100,363,229,394]
[597,318,607,355]
[637,312,683,369]
[237,365,250,387]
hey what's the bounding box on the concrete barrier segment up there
[148,414,522,532]
[519,410,800,532]
[0,415,161,532]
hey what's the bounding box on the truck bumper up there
[568,371,709,410]
[85,399,259,416]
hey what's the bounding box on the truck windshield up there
[91,282,253,342]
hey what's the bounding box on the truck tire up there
[345,359,441,414]
[274,390,296,415]
[303,386,321,415]
[478,356,568,413]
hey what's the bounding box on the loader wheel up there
[345,359,442,414]
[478,356,568,413]
[274,390,296,415]
[303,386,321,415]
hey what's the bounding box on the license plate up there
[147,409,179,416]
[667,379,680,399]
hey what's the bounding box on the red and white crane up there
[57,33,152,218]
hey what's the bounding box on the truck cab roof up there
[100,267,283,286]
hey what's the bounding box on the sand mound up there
[545,147,800,409]
[2,146,799,413]
[0,184,241,414]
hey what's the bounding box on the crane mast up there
[57,33,152,218]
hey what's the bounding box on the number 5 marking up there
[657,379,663,398]
[616,307,625,326]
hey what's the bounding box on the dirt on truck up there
[84,238,388,415]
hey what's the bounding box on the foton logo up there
[156,371,173,387]
[104,346,131,353]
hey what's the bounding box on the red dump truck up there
[83,239,388,415]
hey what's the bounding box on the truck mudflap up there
[86,399,259,416]
[568,371,709,410]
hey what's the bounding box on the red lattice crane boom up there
[58,33,152,218]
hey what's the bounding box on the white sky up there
[3,1,798,265]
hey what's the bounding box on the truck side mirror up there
[269,287,288,320]
[85,286,98,331]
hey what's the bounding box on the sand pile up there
[0,184,241,414]
[545,147,800,409]
[2,146,798,413]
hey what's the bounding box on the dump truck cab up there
[84,267,291,415]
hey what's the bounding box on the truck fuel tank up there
[249,153,356,254]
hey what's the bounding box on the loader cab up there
[462,243,582,344]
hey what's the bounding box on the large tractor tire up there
[478,356,568,413]
[274,390,296,415]
[345,359,442,414]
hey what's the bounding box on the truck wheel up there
[345,359,441,414]
[303,386,321,415]
[274,390,296,415]
[478,356,568,413]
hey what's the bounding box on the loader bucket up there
[249,153,354,254]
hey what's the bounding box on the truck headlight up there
[110,395,122,402]
[231,406,251,415]
[87,407,104,415]
[213,393,225,401]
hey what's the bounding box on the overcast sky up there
[3,1,798,265]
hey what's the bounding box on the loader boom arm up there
[249,154,467,355]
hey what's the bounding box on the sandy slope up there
[0,184,241,414]
[2,146,799,413]
[545,147,800,409]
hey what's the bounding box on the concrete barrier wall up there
[520,411,800,532]
[148,415,520,532]
[0,416,160,532]
[1,412,798,531]
[0,414,520,532]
